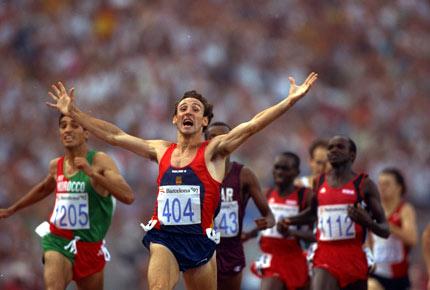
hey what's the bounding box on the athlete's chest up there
[317,183,358,205]
[170,148,199,168]
[220,172,241,202]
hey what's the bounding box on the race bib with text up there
[318,204,356,241]
[50,193,90,230]
[157,185,201,225]
[262,203,299,238]
[214,201,239,237]
[373,235,404,264]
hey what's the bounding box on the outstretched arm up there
[0,160,57,219]
[74,152,135,204]
[348,178,390,238]
[208,73,318,158]
[47,82,170,161]
[240,168,275,242]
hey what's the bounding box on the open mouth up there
[64,135,73,142]
[183,119,194,128]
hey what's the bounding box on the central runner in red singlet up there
[283,136,390,290]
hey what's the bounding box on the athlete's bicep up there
[209,122,253,158]
[364,179,386,223]
[91,152,134,200]
[113,133,169,161]
[400,203,418,244]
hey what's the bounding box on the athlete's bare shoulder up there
[240,165,257,183]
[48,157,61,177]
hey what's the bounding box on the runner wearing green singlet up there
[0,115,134,290]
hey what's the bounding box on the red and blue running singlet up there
[150,141,221,235]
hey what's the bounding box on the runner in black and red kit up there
[282,136,390,290]
[205,122,275,290]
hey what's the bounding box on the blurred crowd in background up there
[0,0,429,289]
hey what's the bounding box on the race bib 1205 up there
[50,193,90,230]
[157,185,201,225]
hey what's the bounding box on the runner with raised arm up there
[47,72,318,290]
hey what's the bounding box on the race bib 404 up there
[318,204,355,241]
[261,203,299,239]
[214,201,239,237]
[50,193,90,230]
[157,185,201,226]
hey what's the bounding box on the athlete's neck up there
[176,132,203,152]
[64,144,88,160]
[382,195,402,216]
[64,144,88,174]
[276,183,295,196]
[65,145,88,163]
[327,164,355,186]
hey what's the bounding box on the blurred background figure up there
[368,168,418,290]
[0,1,429,289]
[423,225,430,290]
[295,139,329,189]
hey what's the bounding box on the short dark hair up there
[204,121,231,140]
[309,138,328,159]
[280,151,300,169]
[58,114,87,131]
[381,167,407,196]
[174,90,214,131]
[208,121,232,131]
